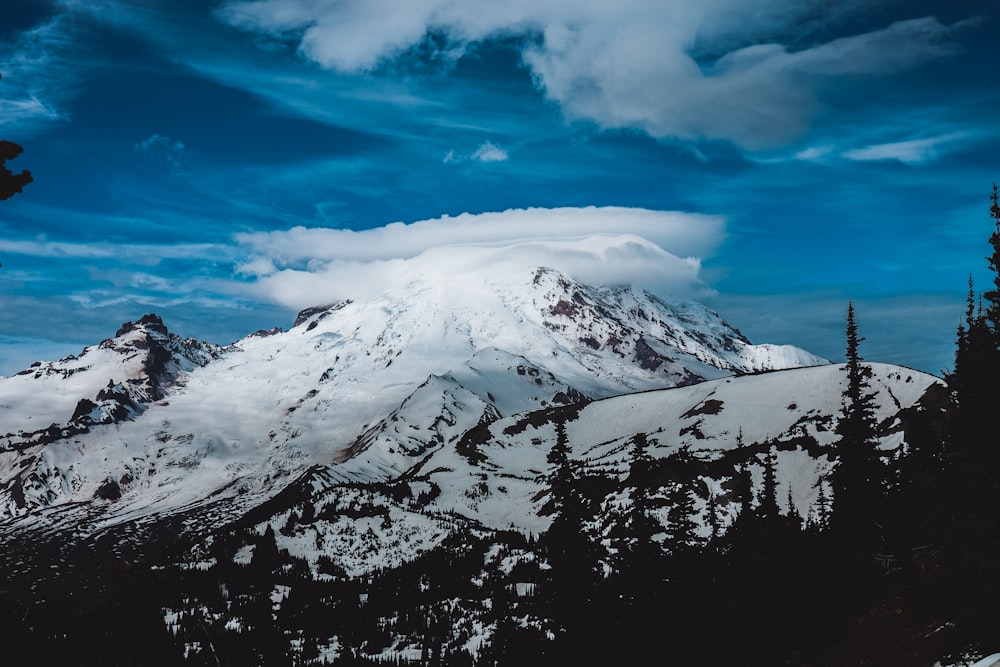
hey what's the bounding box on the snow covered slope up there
[0,259,822,524]
[0,314,224,443]
[415,363,943,531]
[238,362,945,576]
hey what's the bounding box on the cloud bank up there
[219,0,963,149]
[234,207,724,309]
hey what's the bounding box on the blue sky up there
[0,0,997,376]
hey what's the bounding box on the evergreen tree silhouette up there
[758,446,781,522]
[829,300,884,556]
[981,183,1000,338]
[952,185,1000,455]
[0,74,33,202]
[251,524,282,572]
[623,432,661,563]
[538,418,602,662]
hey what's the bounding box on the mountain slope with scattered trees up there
[1,187,999,665]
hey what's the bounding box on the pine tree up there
[813,478,831,532]
[982,183,1000,335]
[829,300,884,554]
[785,484,801,530]
[757,447,780,522]
[919,184,1000,654]
[951,185,1000,454]
[663,448,699,548]
[948,276,976,416]
[540,418,606,664]
[540,419,600,606]
[251,524,282,572]
[624,433,661,561]
[706,483,722,541]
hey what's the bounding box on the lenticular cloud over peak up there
[234,207,723,309]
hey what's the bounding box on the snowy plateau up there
[0,252,950,664]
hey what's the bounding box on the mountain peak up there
[115,313,168,337]
[0,267,822,519]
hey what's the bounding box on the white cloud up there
[236,206,722,264]
[233,207,724,309]
[443,141,509,164]
[218,0,963,149]
[793,145,834,162]
[842,133,966,165]
[471,140,508,162]
[0,237,221,261]
[135,134,191,172]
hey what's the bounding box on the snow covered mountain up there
[0,252,954,666]
[0,262,822,523]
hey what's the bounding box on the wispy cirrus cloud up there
[786,131,972,165]
[0,1,105,135]
[842,133,967,165]
[0,237,224,261]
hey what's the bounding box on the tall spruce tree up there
[829,300,884,554]
[663,447,699,549]
[947,183,1000,460]
[951,184,1000,453]
[540,419,600,604]
[539,419,608,664]
[624,433,661,564]
[982,183,1000,335]
[758,446,781,522]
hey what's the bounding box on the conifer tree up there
[949,277,976,414]
[541,419,600,604]
[981,183,1000,335]
[540,419,607,664]
[813,479,831,532]
[785,484,801,530]
[664,448,699,548]
[624,433,661,560]
[830,300,884,553]
[758,447,781,522]
[951,185,1000,454]
[706,483,722,541]
[251,524,282,572]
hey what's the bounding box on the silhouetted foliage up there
[0,74,33,202]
